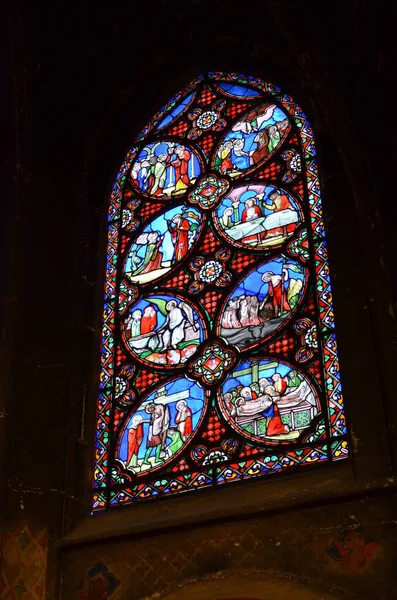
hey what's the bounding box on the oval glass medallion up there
[217,256,307,351]
[122,293,207,368]
[117,377,207,473]
[219,358,319,444]
[214,183,302,251]
[130,141,203,198]
[124,205,203,286]
[213,103,290,178]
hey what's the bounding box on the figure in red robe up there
[272,373,288,395]
[266,402,288,436]
[223,393,234,414]
[241,197,262,245]
[146,156,157,194]
[220,141,234,173]
[251,129,269,164]
[241,197,262,222]
[168,214,190,262]
[127,415,144,468]
[141,305,157,335]
[267,189,296,236]
[327,530,381,573]
[221,153,233,173]
[175,400,192,441]
[260,270,290,317]
[168,145,191,192]
[259,395,289,436]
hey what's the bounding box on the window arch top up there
[93,72,348,511]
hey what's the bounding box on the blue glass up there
[217,82,262,98]
[157,92,195,129]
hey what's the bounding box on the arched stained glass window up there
[93,72,348,511]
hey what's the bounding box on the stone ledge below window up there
[58,463,397,549]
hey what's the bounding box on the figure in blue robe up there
[231,139,251,171]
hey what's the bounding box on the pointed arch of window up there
[93,72,348,511]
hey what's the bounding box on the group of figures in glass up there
[119,378,203,471]
[122,256,305,368]
[125,183,301,296]
[215,184,300,250]
[220,359,318,442]
[214,104,289,175]
[131,142,200,197]
[94,73,347,509]
[118,358,318,473]
[130,103,290,200]
[125,205,202,284]
[123,295,203,366]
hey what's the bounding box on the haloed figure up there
[170,145,192,192]
[267,125,281,153]
[241,197,262,222]
[158,300,196,352]
[231,138,251,170]
[240,386,257,401]
[175,400,193,441]
[142,403,170,466]
[126,415,143,469]
[141,305,157,335]
[168,214,190,262]
[128,309,142,338]
[133,231,163,276]
[260,270,290,317]
[150,153,168,196]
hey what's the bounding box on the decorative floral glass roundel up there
[94,72,348,511]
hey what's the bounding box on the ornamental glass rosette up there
[93,73,348,511]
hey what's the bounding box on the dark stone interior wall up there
[1,1,397,598]
[60,494,397,600]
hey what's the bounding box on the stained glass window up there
[93,72,348,511]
